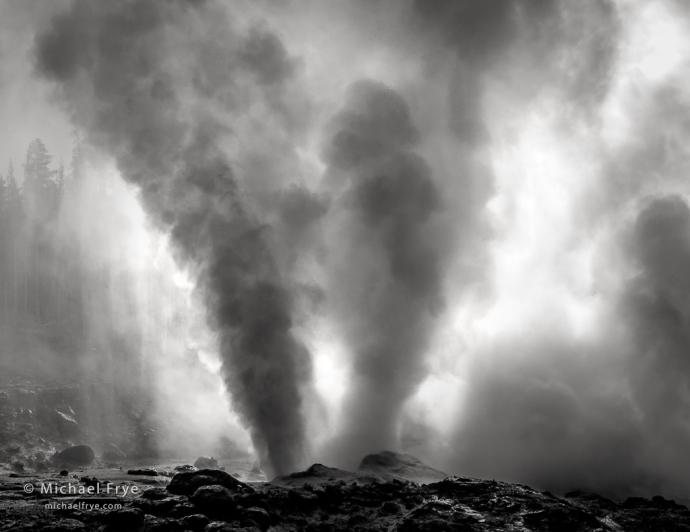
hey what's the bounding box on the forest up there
[0,137,176,386]
[0,138,84,353]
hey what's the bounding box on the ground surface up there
[1,456,690,531]
[2,376,690,531]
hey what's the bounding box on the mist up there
[0,0,689,501]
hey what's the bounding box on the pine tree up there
[24,138,59,222]
[23,139,58,323]
[24,139,54,189]
[5,161,21,324]
[52,160,64,325]
[6,160,21,212]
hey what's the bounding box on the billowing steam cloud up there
[21,0,690,502]
[319,80,444,464]
[33,0,310,476]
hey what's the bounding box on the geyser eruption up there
[12,0,690,506]
[320,80,444,464]
[33,0,309,476]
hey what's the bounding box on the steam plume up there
[33,0,310,475]
[18,0,690,503]
[320,79,443,463]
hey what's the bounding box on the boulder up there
[140,487,170,500]
[100,508,145,528]
[52,444,95,466]
[167,468,254,496]
[168,501,198,518]
[144,515,185,532]
[194,456,219,469]
[133,494,188,517]
[190,484,236,518]
[242,507,270,530]
[128,468,159,476]
[204,522,235,532]
[287,487,319,510]
[179,513,210,531]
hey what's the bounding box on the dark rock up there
[287,487,319,510]
[167,468,254,496]
[204,521,235,532]
[79,476,100,488]
[179,513,211,531]
[101,507,144,528]
[523,506,601,530]
[127,468,159,476]
[144,515,185,532]
[52,445,94,466]
[242,506,270,530]
[141,487,170,500]
[59,470,69,476]
[133,497,181,516]
[194,456,219,469]
[275,463,353,485]
[347,514,369,526]
[39,518,87,531]
[624,496,652,508]
[190,484,237,518]
[168,501,198,517]
[398,515,462,532]
[381,501,402,514]
[650,494,686,509]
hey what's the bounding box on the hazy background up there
[1,0,689,501]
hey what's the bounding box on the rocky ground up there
[0,373,159,472]
[1,453,690,531]
[2,377,690,531]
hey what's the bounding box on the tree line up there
[0,137,101,358]
[2,137,189,397]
